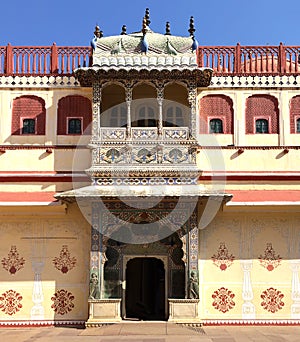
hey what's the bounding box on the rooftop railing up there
[0,43,300,76]
[0,43,92,75]
[197,43,300,75]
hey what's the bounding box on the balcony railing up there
[99,127,190,141]
[0,43,300,76]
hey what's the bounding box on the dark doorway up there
[125,257,165,320]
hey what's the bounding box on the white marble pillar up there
[240,260,255,319]
[290,260,300,318]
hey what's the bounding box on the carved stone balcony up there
[87,127,198,181]
[98,127,190,142]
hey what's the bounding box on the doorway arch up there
[124,256,167,320]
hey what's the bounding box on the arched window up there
[164,106,184,127]
[57,95,92,135]
[256,119,269,133]
[134,106,156,127]
[245,95,278,134]
[12,95,46,135]
[109,106,127,127]
[290,96,300,133]
[199,95,233,134]
[209,118,223,133]
[297,118,300,133]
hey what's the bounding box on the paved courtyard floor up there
[1,322,300,341]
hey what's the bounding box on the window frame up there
[208,116,226,134]
[255,117,270,134]
[163,105,187,127]
[67,117,83,135]
[21,117,36,135]
[295,116,300,133]
[133,104,157,127]
[108,105,127,127]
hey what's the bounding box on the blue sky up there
[1,0,300,47]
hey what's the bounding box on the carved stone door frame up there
[122,254,168,320]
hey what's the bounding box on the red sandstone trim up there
[202,319,300,326]
[229,190,300,202]
[0,320,85,328]
[0,192,57,202]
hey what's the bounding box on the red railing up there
[197,43,300,75]
[1,43,300,76]
[0,43,92,75]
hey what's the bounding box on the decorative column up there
[240,260,255,319]
[92,81,102,141]
[30,224,46,320]
[156,82,164,137]
[188,80,197,139]
[169,210,200,323]
[86,202,121,326]
[187,210,199,299]
[125,83,132,138]
[290,260,300,318]
[31,260,45,320]
[89,202,102,300]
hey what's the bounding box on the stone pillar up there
[125,83,132,138]
[86,202,121,326]
[92,81,102,141]
[169,211,200,323]
[89,202,102,300]
[188,80,197,139]
[187,210,199,300]
[156,82,164,137]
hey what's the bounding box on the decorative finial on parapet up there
[121,25,127,35]
[145,8,151,26]
[94,25,103,38]
[165,22,171,35]
[91,25,102,50]
[142,16,147,35]
[188,16,196,37]
[188,16,199,52]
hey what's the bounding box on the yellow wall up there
[0,203,90,322]
[199,211,300,320]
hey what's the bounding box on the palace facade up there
[0,9,300,326]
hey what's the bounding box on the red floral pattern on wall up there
[211,242,235,271]
[51,289,75,315]
[0,290,23,315]
[212,287,235,313]
[261,287,284,313]
[53,245,77,274]
[1,246,25,274]
[259,243,282,271]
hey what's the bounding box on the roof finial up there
[165,22,171,35]
[142,16,147,35]
[188,16,196,37]
[120,25,127,35]
[94,25,103,38]
[145,8,151,26]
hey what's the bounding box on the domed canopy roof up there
[91,10,199,70]
[74,9,213,87]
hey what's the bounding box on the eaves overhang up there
[74,66,213,87]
